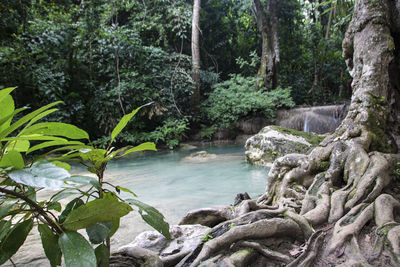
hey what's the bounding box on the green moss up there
[271,126,324,146]
[253,144,261,149]
[313,160,330,172]
[365,93,392,153]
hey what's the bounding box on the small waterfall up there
[303,116,310,132]
[276,104,348,134]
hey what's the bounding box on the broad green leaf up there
[59,198,84,224]
[58,231,96,267]
[95,244,109,267]
[0,108,28,131]
[51,191,79,202]
[23,108,58,129]
[27,140,84,154]
[63,176,100,190]
[38,224,62,267]
[86,222,112,244]
[0,219,33,265]
[45,145,92,156]
[0,94,14,133]
[101,193,121,237]
[0,101,62,140]
[47,201,62,212]
[109,142,157,160]
[111,104,151,142]
[51,161,71,171]
[63,198,133,231]
[126,199,171,239]
[3,135,66,141]
[0,220,11,242]
[0,87,15,103]
[22,122,89,140]
[6,140,30,152]
[0,150,24,169]
[0,203,15,219]
[116,186,137,197]
[8,161,71,189]
[109,219,120,238]
[79,149,106,163]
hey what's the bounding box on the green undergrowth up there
[271,126,324,146]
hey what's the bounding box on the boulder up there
[114,224,209,267]
[245,126,324,166]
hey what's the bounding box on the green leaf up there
[27,140,85,154]
[0,101,62,140]
[6,140,30,152]
[8,161,71,189]
[38,224,62,267]
[0,108,28,132]
[0,94,14,133]
[59,198,85,224]
[95,244,109,267]
[47,201,62,212]
[0,150,24,169]
[3,135,67,141]
[51,191,79,202]
[126,199,171,239]
[63,176,100,190]
[58,231,96,267]
[0,203,15,219]
[22,122,89,140]
[0,87,15,103]
[109,219,120,238]
[116,186,137,197]
[0,220,11,242]
[110,142,157,160]
[51,161,71,171]
[63,198,133,231]
[86,222,112,244]
[0,219,33,265]
[23,108,58,129]
[111,104,151,142]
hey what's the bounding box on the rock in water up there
[245,126,324,166]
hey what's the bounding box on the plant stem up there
[0,187,63,234]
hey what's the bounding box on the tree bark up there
[191,0,201,113]
[253,0,280,90]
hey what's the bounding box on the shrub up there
[202,74,295,128]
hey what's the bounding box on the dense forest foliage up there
[0,0,353,148]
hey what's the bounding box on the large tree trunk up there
[190,0,201,113]
[173,0,400,266]
[254,0,280,90]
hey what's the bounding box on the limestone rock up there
[116,224,210,266]
[245,126,323,166]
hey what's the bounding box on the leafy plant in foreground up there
[0,88,170,266]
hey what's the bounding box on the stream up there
[10,145,269,266]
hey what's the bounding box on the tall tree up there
[253,0,280,90]
[191,0,201,112]
[175,0,400,265]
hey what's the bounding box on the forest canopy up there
[0,0,352,147]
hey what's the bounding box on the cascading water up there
[276,104,348,134]
[303,116,310,132]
